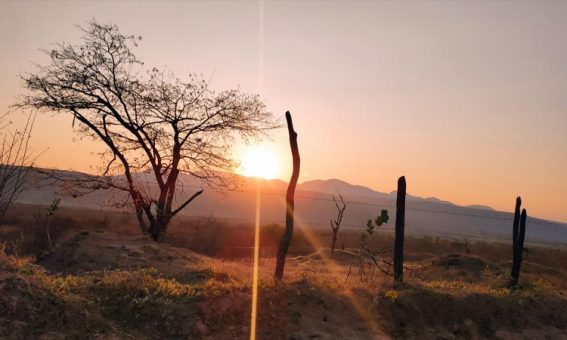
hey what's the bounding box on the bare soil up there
[2,229,567,339]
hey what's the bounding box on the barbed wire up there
[183,184,566,227]
[71,178,567,227]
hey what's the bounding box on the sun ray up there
[255,188,385,334]
[250,179,261,340]
[288,206,386,335]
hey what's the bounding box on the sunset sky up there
[1,1,566,222]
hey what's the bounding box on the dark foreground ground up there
[1,205,567,339]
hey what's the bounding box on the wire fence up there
[73,177,567,228]
[171,183,566,227]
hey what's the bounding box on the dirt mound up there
[376,285,567,339]
[433,253,493,271]
[0,265,115,338]
[292,248,360,265]
[519,261,563,276]
[418,253,498,283]
[39,230,204,276]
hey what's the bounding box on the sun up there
[240,146,279,179]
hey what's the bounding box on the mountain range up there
[16,169,567,246]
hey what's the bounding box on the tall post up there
[518,208,527,265]
[509,196,522,288]
[510,207,528,289]
[274,111,300,281]
[512,198,522,260]
[394,176,406,285]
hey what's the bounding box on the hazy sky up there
[1,1,566,222]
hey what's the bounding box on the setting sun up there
[240,146,279,179]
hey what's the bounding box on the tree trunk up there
[509,196,522,288]
[149,222,160,241]
[394,176,406,286]
[331,230,338,254]
[149,213,170,242]
[275,111,300,281]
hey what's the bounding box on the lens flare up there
[250,179,261,340]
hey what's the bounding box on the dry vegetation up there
[2,204,567,339]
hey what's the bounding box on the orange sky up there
[1,1,566,222]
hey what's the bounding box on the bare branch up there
[330,191,347,252]
[0,110,37,221]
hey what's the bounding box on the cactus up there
[394,176,406,286]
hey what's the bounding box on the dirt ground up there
[2,230,567,339]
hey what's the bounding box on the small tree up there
[330,192,347,253]
[18,20,276,241]
[360,209,390,249]
[358,209,389,284]
[44,198,61,249]
[0,111,36,222]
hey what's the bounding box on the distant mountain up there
[14,168,567,246]
[298,179,391,199]
[300,179,456,208]
[464,205,495,211]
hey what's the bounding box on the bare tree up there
[0,111,36,221]
[17,20,276,241]
[330,192,347,253]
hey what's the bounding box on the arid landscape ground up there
[2,204,567,339]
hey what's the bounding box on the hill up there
[15,168,567,246]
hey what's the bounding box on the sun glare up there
[241,146,279,180]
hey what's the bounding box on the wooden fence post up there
[394,176,406,286]
[509,196,522,288]
[510,203,527,289]
[274,111,300,281]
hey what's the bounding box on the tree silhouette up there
[330,192,347,253]
[18,20,276,241]
[0,111,36,221]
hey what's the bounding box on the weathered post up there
[509,197,522,289]
[274,111,300,281]
[510,207,528,289]
[511,197,521,262]
[518,209,527,264]
[394,176,406,285]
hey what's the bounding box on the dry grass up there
[2,204,567,339]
